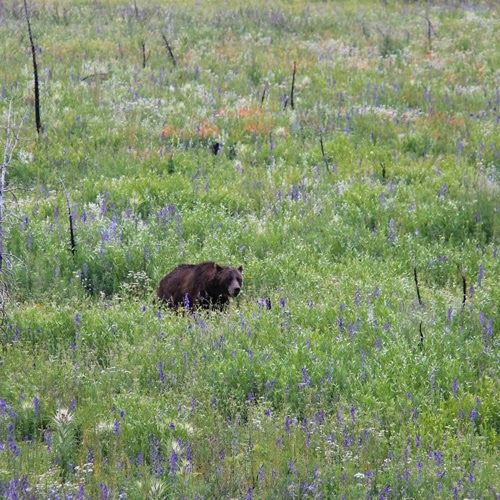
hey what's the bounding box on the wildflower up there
[33,397,40,416]
[314,411,325,426]
[387,218,396,242]
[113,420,120,436]
[300,367,311,388]
[470,408,478,423]
[486,319,493,337]
[99,483,109,500]
[350,405,357,424]
[354,289,361,306]
[452,379,458,398]
[337,317,344,333]
[258,466,265,483]
[7,424,19,457]
[54,408,73,425]
[183,293,191,310]
[150,437,163,476]
[74,313,81,328]
[157,361,165,384]
[169,449,178,475]
[257,297,272,310]
[447,307,453,322]
[433,450,443,466]
[284,416,293,434]
[70,399,77,412]
[477,264,484,287]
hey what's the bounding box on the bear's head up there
[216,264,243,297]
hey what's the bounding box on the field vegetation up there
[0,0,498,497]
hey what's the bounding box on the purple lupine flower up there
[76,484,85,500]
[7,424,19,457]
[486,319,493,337]
[184,444,192,473]
[477,264,484,287]
[100,198,107,217]
[415,434,420,448]
[99,482,109,500]
[433,451,443,466]
[150,437,163,476]
[264,408,271,417]
[113,420,120,436]
[43,430,52,451]
[245,487,253,500]
[337,317,344,333]
[350,405,357,424]
[470,408,478,423]
[284,416,293,434]
[69,399,77,412]
[157,361,165,384]
[373,286,380,299]
[258,466,265,483]
[387,218,396,242]
[183,293,191,310]
[119,409,125,418]
[74,313,81,328]
[288,460,296,474]
[314,411,325,426]
[169,449,178,475]
[300,367,311,388]
[452,379,458,398]
[279,297,286,308]
[479,311,485,327]
[275,437,283,448]
[33,397,40,416]
[447,307,453,322]
[354,289,361,306]
[438,184,447,199]
[136,452,144,465]
[257,297,272,310]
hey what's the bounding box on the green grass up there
[0,0,499,497]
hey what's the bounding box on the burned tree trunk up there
[23,0,43,135]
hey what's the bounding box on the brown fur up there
[157,261,243,310]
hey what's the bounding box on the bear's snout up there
[232,286,241,297]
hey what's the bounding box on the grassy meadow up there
[0,0,499,497]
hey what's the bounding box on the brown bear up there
[157,261,243,310]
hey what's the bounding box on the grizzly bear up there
[157,261,243,310]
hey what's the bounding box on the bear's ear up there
[215,264,223,272]
[238,265,243,273]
